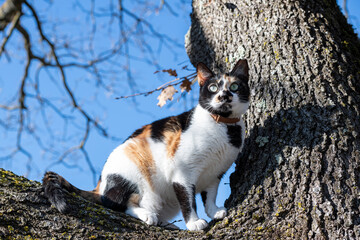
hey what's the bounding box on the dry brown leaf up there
[180,78,192,93]
[154,69,177,77]
[157,86,178,107]
[162,69,178,77]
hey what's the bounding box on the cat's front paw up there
[137,209,158,226]
[213,207,227,220]
[186,219,208,231]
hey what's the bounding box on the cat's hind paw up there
[186,219,208,231]
[213,207,227,220]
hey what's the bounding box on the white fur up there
[99,102,247,230]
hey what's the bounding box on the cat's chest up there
[178,119,241,190]
[176,110,243,166]
[188,107,242,149]
[187,123,234,150]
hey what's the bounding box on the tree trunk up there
[185,0,360,239]
[1,0,360,239]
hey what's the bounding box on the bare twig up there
[116,72,197,100]
[161,1,179,17]
[19,1,111,182]
[0,104,20,110]
[0,22,34,173]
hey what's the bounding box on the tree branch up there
[0,10,21,57]
[0,0,23,31]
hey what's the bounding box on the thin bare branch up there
[159,1,178,17]
[116,72,197,100]
[0,21,34,170]
[25,1,110,136]
[0,104,20,110]
[121,7,183,48]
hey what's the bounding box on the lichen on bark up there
[186,0,360,239]
[0,168,202,239]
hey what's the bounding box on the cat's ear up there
[197,63,214,86]
[231,59,249,80]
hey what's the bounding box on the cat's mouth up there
[200,99,233,117]
[218,103,232,112]
[210,100,232,113]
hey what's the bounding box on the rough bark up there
[0,169,204,239]
[185,0,360,239]
[1,0,360,239]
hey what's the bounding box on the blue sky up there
[0,0,359,230]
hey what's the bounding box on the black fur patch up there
[191,184,197,212]
[101,174,138,212]
[177,109,195,131]
[150,117,169,141]
[201,191,207,206]
[235,77,250,102]
[226,125,242,148]
[42,172,71,213]
[150,109,194,142]
[218,90,233,103]
[173,183,196,223]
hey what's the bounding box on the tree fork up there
[0,0,23,31]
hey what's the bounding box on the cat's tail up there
[42,171,102,213]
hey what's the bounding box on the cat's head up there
[197,59,250,118]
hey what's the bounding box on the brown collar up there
[210,114,240,124]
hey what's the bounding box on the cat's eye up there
[230,83,239,92]
[208,84,219,93]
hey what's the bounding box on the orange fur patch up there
[139,125,152,138]
[93,179,101,194]
[224,75,237,84]
[128,193,140,207]
[164,130,182,159]
[124,125,155,189]
[80,191,102,204]
[80,179,102,204]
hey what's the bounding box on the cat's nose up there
[218,91,233,102]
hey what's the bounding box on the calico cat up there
[43,59,250,231]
